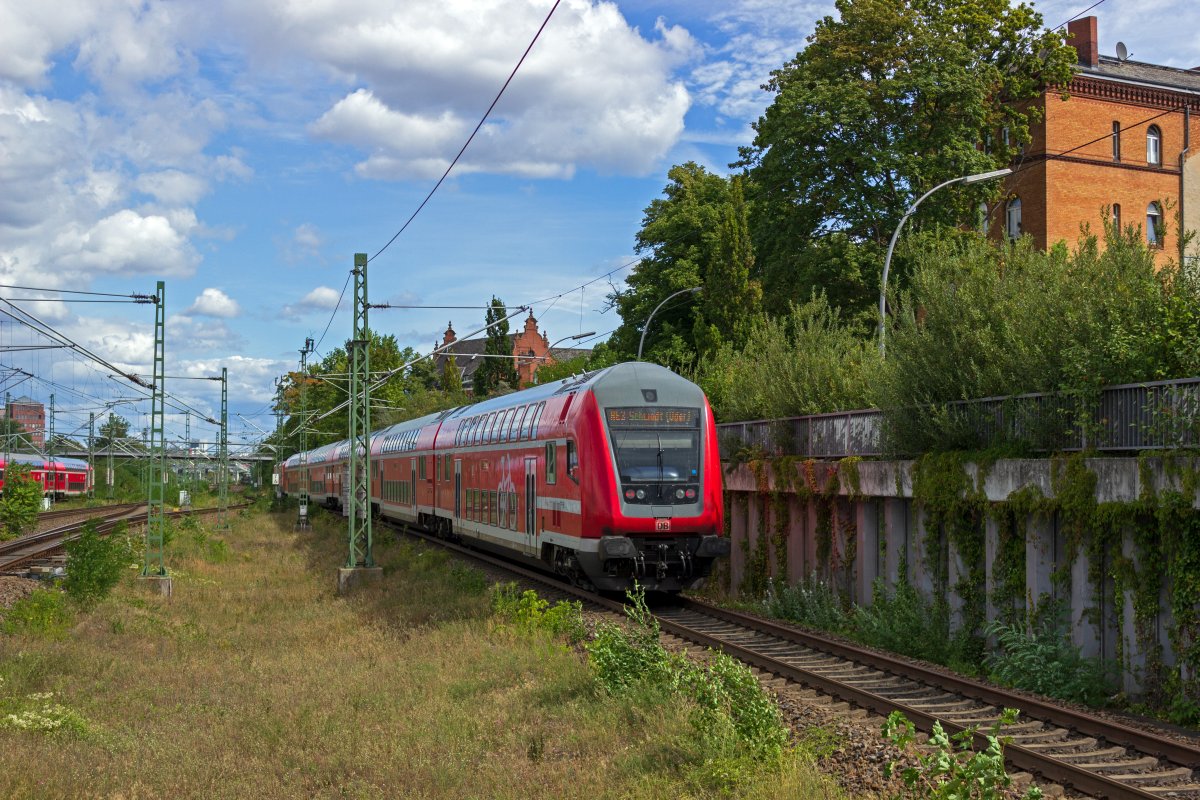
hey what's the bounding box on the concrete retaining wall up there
[722,457,1200,695]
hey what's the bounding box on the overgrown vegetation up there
[0,589,71,638]
[985,609,1116,706]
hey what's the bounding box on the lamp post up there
[637,287,702,361]
[877,168,1011,357]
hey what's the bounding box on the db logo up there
[655,519,671,532]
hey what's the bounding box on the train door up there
[454,460,462,520]
[525,457,537,553]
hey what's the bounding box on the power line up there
[368,0,562,264]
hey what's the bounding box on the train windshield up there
[606,407,701,503]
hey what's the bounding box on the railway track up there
[389,523,1200,799]
[1,503,249,574]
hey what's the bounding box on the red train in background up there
[279,362,730,592]
[0,453,93,497]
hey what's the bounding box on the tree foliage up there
[880,224,1200,452]
[95,415,131,451]
[737,0,1075,317]
[472,297,519,397]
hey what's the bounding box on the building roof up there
[1083,56,1200,94]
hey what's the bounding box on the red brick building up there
[4,395,45,448]
[434,313,590,392]
[990,17,1200,259]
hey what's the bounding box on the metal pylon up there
[142,280,167,577]
[106,413,115,501]
[47,393,55,505]
[296,337,314,530]
[87,412,95,499]
[217,367,229,532]
[347,253,373,568]
[2,392,9,495]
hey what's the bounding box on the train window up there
[509,491,518,529]
[521,403,537,439]
[499,491,507,525]
[419,457,427,480]
[490,490,498,526]
[497,408,514,442]
[444,454,451,477]
[487,411,501,443]
[567,440,579,482]
[545,442,557,485]
[508,406,526,441]
[531,402,547,438]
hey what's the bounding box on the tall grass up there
[0,506,844,800]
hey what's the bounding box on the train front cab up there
[569,363,729,592]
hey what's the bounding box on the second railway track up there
[390,521,1200,800]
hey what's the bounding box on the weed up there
[985,607,1116,706]
[763,573,850,633]
[0,678,89,738]
[489,584,586,643]
[0,589,72,638]
[853,579,952,663]
[884,708,1042,799]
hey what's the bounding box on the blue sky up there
[1,0,1197,452]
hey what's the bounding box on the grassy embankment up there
[0,504,844,799]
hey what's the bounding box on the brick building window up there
[1112,203,1121,231]
[1147,126,1161,166]
[1006,197,1022,240]
[1146,202,1163,247]
[1112,121,1121,161]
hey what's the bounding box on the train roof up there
[281,363,700,466]
[0,454,91,469]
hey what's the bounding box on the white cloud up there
[136,169,209,205]
[294,0,692,179]
[297,286,341,311]
[53,209,200,276]
[187,288,241,318]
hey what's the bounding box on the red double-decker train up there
[279,362,729,592]
[0,454,93,497]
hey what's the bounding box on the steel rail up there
[383,522,1198,799]
[680,599,1200,767]
[0,504,250,572]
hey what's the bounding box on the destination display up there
[606,407,697,427]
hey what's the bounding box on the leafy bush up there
[884,708,1042,799]
[0,589,71,637]
[985,609,1115,706]
[586,589,674,694]
[853,579,951,664]
[763,573,850,633]
[0,462,43,540]
[880,227,1200,454]
[64,521,133,609]
[695,293,878,423]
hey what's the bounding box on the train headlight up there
[685,488,696,499]
[635,489,645,500]
[675,488,685,499]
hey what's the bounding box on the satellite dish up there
[1116,41,1129,61]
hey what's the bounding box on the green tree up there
[738,0,1075,317]
[95,414,131,451]
[694,175,762,356]
[607,162,730,367]
[64,521,132,609]
[0,462,42,540]
[441,355,465,396]
[0,416,30,453]
[473,298,518,396]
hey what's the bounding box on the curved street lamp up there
[637,286,702,361]
[878,167,1011,357]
